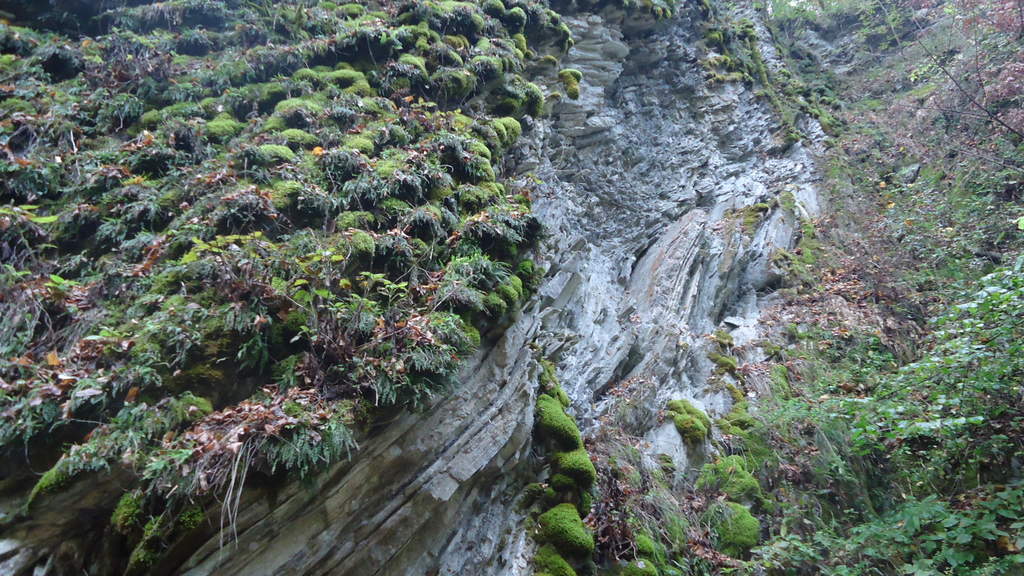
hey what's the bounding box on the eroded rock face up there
[185,5,823,575]
[2,4,824,575]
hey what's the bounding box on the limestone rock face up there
[2,4,824,575]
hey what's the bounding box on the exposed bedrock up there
[1,3,824,575]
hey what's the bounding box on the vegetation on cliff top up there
[0,0,583,568]
[0,0,678,570]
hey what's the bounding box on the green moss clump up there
[492,117,522,148]
[279,128,319,149]
[666,399,711,443]
[554,448,597,489]
[511,32,528,53]
[347,229,377,257]
[177,505,206,531]
[635,532,657,558]
[274,97,325,117]
[126,543,158,574]
[712,329,734,347]
[517,259,542,291]
[741,202,772,230]
[666,399,711,427]
[537,503,594,557]
[27,463,73,506]
[112,491,144,535]
[336,211,375,229]
[205,113,245,142]
[292,67,323,84]
[254,144,297,165]
[672,412,707,443]
[721,401,756,431]
[505,6,527,32]
[550,473,577,492]
[536,393,582,450]
[483,291,508,316]
[524,81,545,117]
[496,275,524,305]
[711,501,760,557]
[398,53,428,78]
[704,28,726,50]
[708,352,739,374]
[339,3,365,17]
[621,559,659,576]
[431,68,477,101]
[558,69,582,100]
[342,135,376,155]
[327,70,374,96]
[534,544,576,576]
[696,455,761,502]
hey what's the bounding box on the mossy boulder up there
[342,135,376,155]
[492,117,522,148]
[710,501,760,557]
[431,68,477,101]
[537,503,594,557]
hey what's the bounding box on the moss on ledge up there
[538,503,594,557]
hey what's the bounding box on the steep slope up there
[0,0,832,574]
[175,3,828,574]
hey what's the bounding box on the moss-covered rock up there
[621,559,659,576]
[666,399,711,444]
[537,503,594,557]
[205,113,245,142]
[342,135,376,155]
[710,501,760,557]
[554,448,597,489]
[534,545,576,576]
[696,455,761,502]
[250,144,298,166]
[111,491,144,535]
[27,462,73,506]
[279,128,319,149]
[536,393,582,450]
[709,352,739,374]
[558,68,582,100]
